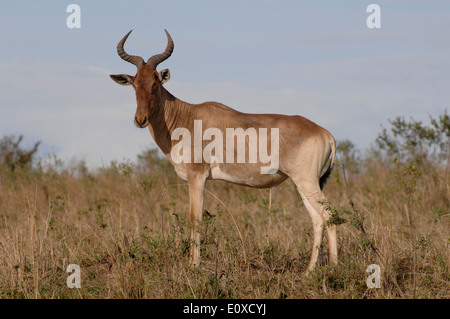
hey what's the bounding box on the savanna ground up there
[0,113,449,299]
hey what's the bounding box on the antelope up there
[110,30,337,272]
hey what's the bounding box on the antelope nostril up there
[135,116,147,128]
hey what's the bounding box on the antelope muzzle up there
[134,115,148,128]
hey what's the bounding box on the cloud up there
[88,66,112,76]
[1,49,448,171]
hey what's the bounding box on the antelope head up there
[110,30,173,128]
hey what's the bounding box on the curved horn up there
[117,30,144,68]
[147,29,174,69]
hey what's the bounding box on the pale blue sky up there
[1,1,449,167]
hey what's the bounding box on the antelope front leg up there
[188,175,206,266]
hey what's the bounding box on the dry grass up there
[0,152,448,299]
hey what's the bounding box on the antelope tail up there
[319,136,337,190]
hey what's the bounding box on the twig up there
[340,161,406,298]
[157,183,247,264]
[405,272,448,285]
[203,188,247,264]
[182,268,196,299]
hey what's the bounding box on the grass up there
[0,152,448,299]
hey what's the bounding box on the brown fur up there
[110,32,337,271]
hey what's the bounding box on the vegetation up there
[0,112,448,299]
[0,135,40,172]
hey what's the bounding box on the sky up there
[0,1,449,169]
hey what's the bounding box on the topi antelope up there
[110,30,337,272]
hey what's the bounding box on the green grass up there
[0,153,448,299]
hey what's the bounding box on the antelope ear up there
[159,69,170,84]
[110,74,134,86]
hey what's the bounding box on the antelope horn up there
[117,30,144,68]
[147,29,174,69]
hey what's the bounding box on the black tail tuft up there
[319,165,333,190]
